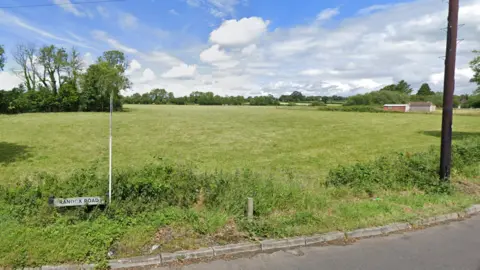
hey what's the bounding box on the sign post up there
[109,91,113,204]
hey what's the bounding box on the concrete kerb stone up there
[380,223,411,234]
[109,254,161,269]
[305,232,345,246]
[346,227,383,239]
[212,242,261,256]
[261,237,306,251]
[415,213,460,227]
[161,247,214,263]
[465,204,480,216]
[22,204,480,269]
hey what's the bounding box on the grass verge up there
[1,139,480,268]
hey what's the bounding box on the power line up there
[0,0,126,9]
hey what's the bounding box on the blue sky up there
[0,0,479,96]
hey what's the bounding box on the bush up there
[326,138,480,194]
[345,90,409,106]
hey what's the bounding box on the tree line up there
[345,78,480,108]
[122,89,347,106]
[0,43,129,114]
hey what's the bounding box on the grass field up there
[1,105,480,267]
[2,105,480,185]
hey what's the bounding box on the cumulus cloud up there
[140,68,156,82]
[209,17,269,47]
[126,59,142,75]
[200,44,232,62]
[241,44,257,55]
[131,0,480,97]
[169,9,179,15]
[162,64,197,79]
[0,72,22,90]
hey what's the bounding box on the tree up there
[36,45,69,95]
[98,50,128,73]
[0,45,5,71]
[13,43,37,92]
[470,50,480,94]
[417,83,435,96]
[379,81,413,95]
[80,61,129,111]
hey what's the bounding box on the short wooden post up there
[247,197,253,221]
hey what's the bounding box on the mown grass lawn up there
[2,105,480,185]
[1,105,480,268]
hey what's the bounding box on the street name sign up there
[52,197,105,207]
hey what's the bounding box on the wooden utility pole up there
[440,0,459,180]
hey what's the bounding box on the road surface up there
[158,215,480,270]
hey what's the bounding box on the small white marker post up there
[247,197,254,221]
[108,91,113,204]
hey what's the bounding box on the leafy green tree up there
[470,50,480,94]
[80,61,128,111]
[0,45,5,71]
[379,81,413,95]
[37,45,69,95]
[417,83,435,96]
[98,50,128,73]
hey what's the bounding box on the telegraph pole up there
[439,0,459,180]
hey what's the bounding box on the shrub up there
[326,138,480,194]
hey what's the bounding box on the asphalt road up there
[159,215,480,270]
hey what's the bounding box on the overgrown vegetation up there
[1,137,480,267]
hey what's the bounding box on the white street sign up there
[53,197,105,207]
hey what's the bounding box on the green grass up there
[2,105,480,185]
[1,105,480,268]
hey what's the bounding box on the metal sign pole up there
[109,91,113,204]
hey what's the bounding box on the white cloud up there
[209,8,226,18]
[185,0,241,17]
[162,64,197,79]
[0,71,22,90]
[316,8,339,22]
[140,68,156,82]
[92,30,138,54]
[97,6,109,18]
[186,0,202,7]
[209,17,269,46]
[241,44,257,55]
[82,52,95,69]
[142,51,183,66]
[125,0,480,97]
[169,9,180,15]
[126,59,142,75]
[300,69,323,76]
[357,4,393,15]
[429,68,475,85]
[0,10,95,49]
[200,44,232,62]
[118,12,139,30]
[52,0,86,17]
